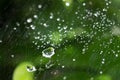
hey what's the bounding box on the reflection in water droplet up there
[26,65,37,72]
[42,47,55,58]
[45,60,54,69]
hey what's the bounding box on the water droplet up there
[27,18,32,23]
[63,76,67,80]
[16,22,20,26]
[45,61,54,69]
[57,18,60,21]
[100,71,103,74]
[50,15,53,19]
[38,4,42,9]
[90,77,94,80]
[43,23,48,27]
[33,15,38,19]
[50,12,54,19]
[83,3,86,6]
[72,58,76,61]
[0,40,2,43]
[100,51,103,54]
[115,54,118,57]
[65,2,70,6]
[11,55,15,58]
[13,27,17,30]
[26,65,37,72]
[62,65,65,68]
[30,25,35,30]
[42,47,55,58]
[103,8,107,12]
[101,61,105,64]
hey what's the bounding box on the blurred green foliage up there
[0,0,120,80]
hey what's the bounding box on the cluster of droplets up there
[26,47,55,72]
[5,0,120,79]
[3,0,115,53]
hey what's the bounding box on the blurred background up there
[0,0,120,80]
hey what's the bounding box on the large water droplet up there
[42,47,55,58]
[26,65,37,72]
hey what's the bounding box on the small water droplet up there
[11,55,14,58]
[42,47,55,58]
[62,65,65,68]
[72,58,76,62]
[115,54,118,57]
[65,2,70,6]
[63,76,67,80]
[43,23,48,27]
[0,40,2,43]
[26,65,37,72]
[57,18,60,21]
[45,61,54,69]
[83,3,86,6]
[50,15,53,19]
[13,27,17,30]
[38,4,42,9]
[90,77,94,80]
[33,15,38,19]
[16,22,20,26]
[100,71,103,74]
[27,18,32,23]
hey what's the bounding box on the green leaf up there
[13,62,34,80]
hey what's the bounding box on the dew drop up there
[26,65,37,72]
[65,2,70,6]
[72,58,76,62]
[16,22,20,26]
[43,23,48,27]
[63,76,67,80]
[0,40,2,43]
[45,61,54,69]
[42,47,55,58]
[50,15,53,19]
[11,54,15,58]
[99,71,103,74]
[38,4,42,9]
[115,54,118,57]
[57,18,60,21]
[33,15,38,19]
[90,77,94,80]
[13,27,17,30]
[27,18,32,23]
[62,65,65,68]
[83,3,86,6]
